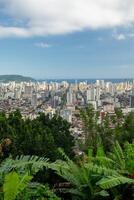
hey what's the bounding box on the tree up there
[0,111,74,161]
[80,104,99,152]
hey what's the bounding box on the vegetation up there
[0,110,74,160]
[0,105,133,199]
[80,104,134,152]
[48,144,134,200]
[0,155,59,200]
[0,75,35,83]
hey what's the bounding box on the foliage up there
[0,108,134,199]
[80,104,100,152]
[47,148,134,200]
[3,171,32,200]
[0,75,35,83]
[0,111,74,161]
[0,155,60,200]
[79,105,134,152]
[23,183,60,200]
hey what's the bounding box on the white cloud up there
[35,42,52,48]
[112,30,134,40]
[0,0,134,37]
[0,26,30,37]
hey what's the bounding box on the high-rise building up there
[86,87,95,102]
[24,85,33,98]
[130,95,134,108]
[31,93,37,107]
[96,80,105,88]
[67,86,73,105]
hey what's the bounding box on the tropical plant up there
[48,147,134,200]
[0,155,60,200]
[109,141,134,175]
[3,171,32,200]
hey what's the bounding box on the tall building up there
[106,82,115,95]
[130,96,134,108]
[24,85,33,98]
[96,80,105,88]
[96,86,101,101]
[31,93,37,107]
[86,87,96,102]
[67,86,73,105]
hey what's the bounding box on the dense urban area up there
[0,78,133,200]
[1,79,134,136]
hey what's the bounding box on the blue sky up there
[0,0,134,79]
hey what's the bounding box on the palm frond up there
[85,164,118,176]
[27,182,61,200]
[110,141,126,170]
[97,175,134,189]
[0,155,49,176]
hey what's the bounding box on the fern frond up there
[0,155,49,176]
[27,182,61,200]
[85,164,118,176]
[58,148,71,162]
[0,158,14,175]
[111,141,126,170]
[17,172,33,194]
[93,156,115,168]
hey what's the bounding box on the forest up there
[0,106,133,200]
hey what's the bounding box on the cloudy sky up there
[0,0,134,78]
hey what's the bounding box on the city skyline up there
[0,1,134,78]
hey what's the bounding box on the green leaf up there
[95,190,109,197]
[3,171,19,200]
[3,171,33,200]
[97,176,134,189]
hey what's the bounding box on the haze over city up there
[0,0,134,78]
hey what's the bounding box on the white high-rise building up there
[87,88,95,102]
[67,87,73,105]
[106,82,115,95]
[96,80,105,88]
[96,86,101,101]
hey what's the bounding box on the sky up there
[0,0,134,79]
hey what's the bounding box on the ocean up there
[38,78,133,84]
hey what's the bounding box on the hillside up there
[0,75,35,82]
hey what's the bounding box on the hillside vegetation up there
[0,106,133,200]
[0,75,35,82]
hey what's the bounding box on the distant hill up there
[0,75,36,82]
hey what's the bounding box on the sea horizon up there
[37,78,134,84]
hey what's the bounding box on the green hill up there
[0,75,36,82]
